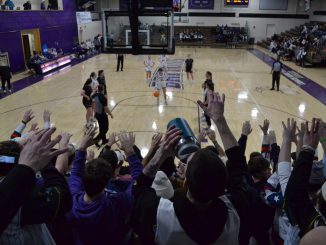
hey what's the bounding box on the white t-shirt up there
[145,59,154,71]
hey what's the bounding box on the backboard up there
[102,9,175,55]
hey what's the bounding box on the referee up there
[270,56,282,92]
[92,84,114,147]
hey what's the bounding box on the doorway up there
[266,24,276,38]
[21,29,41,65]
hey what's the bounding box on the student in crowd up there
[0,128,68,235]
[0,128,72,243]
[4,0,14,10]
[23,0,31,10]
[116,54,125,72]
[92,84,113,147]
[67,128,143,245]
[271,55,282,91]
[0,65,12,94]
[81,78,94,127]
[132,91,259,244]
[40,0,45,10]
[185,54,194,81]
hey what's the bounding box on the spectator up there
[4,0,14,10]
[40,0,45,10]
[0,128,72,243]
[67,128,143,245]
[23,0,31,10]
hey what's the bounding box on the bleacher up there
[174,26,216,47]
[258,21,326,65]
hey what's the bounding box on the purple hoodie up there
[67,150,143,245]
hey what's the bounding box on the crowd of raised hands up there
[0,90,326,245]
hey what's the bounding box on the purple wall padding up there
[0,1,78,72]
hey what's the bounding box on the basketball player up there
[270,56,282,91]
[97,70,107,96]
[155,68,168,106]
[144,56,155,80]
[159,54,168,73]
[81,78,94,127]
[185,54,194,81]
[90,72,99,92]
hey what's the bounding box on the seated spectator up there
[40,0,45,10]
[23,0,31,10]
[5,0,14,10]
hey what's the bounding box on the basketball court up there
[0,46,325,157]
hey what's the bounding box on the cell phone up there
[0,155,16,164]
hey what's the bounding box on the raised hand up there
[282,118,297,142]
[18,128,68,172]
[78,125,97,151]
[117,131,136,157]
[107,132,118,148]
[151,133,163,150]
[318,119,326,140]
[303,118,320,150]
[242,121,252,137]
[197,130,206,143]
[22,109,34,124]
[28,123,39,132]
[43,110,51,126]
[296,122,306,143]
[159,127,182,158]
[59,132,73,149]
[259,119,270,135]
[207,129,217,141]
[197,91,225,122]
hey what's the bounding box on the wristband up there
[21,120,27,124]
[320,138,326,143]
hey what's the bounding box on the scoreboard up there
[225,0,249,6]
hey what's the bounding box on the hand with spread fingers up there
[242,121,252,137]
[259,119,270,135]
[117,131,136,157]
[303,118,320,150]
[22,109,34,124]
[78,125,97,151]
[18,128,68,172]
[197,91,226,122]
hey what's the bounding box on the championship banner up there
[188,0,214,9]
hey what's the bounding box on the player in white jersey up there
[155,68,168,105]
[144,56,155,80]
[159,55,168,72]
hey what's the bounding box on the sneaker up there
[270,88,275,91]
[165,101,168,106]
[8,89,12,94]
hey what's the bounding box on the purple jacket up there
[67,150,143,245]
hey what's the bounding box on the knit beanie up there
[152,171,174,199]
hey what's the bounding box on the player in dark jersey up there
[185,54,194,81]
[81,78,94,128]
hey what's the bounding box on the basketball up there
[153,90,159,97]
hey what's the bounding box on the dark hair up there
[206,81,214,91]
[133,145,143,162]
[0,141,22,175]
[250,152,262,160]
[90,72,96,78]
[98,70,104,77]
[205,145,219,155]
[186,148,227,203]
[85,78,92,86]
[83,158,113,197]
[206,71,212,78]
[160,156,176,178]
[99,146,119,169]
[248,157,270,179]
[158,68,163,72]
